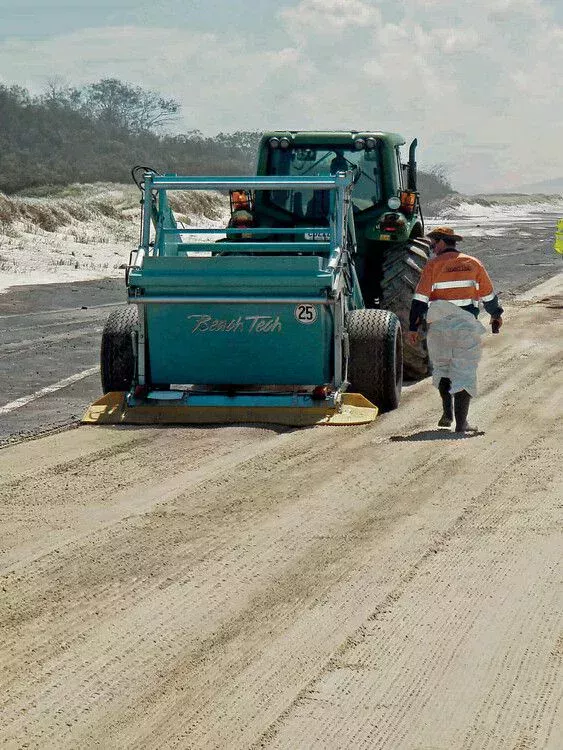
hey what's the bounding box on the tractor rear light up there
[134,385,149,399]
[279,136,291,149]
[400,190,417,214]
[312,385,329,400]
[269,137,280,149]
[353,138,366,150]
[365,137,376,150]
[231,190,252,211]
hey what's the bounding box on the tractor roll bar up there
[148,175,351,191]
[129,296,335,305]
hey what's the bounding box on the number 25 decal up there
[294,304,317,324]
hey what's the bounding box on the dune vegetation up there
[1,78,453,202]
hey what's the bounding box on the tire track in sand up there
[257,428,563,750]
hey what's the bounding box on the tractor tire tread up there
[100,306,138,393]
[347,308,402,412]
[380,239,430,380]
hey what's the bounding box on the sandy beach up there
[1,270,562,749]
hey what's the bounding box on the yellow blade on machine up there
[82,392,378,427]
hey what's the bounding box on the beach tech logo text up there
[188,314,282,334]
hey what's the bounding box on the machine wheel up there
[379,238,430,380]
[100,306,138,393]
[347,308,403,412]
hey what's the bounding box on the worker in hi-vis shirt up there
[408,226,504,433]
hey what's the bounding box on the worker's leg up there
[450,330,483,398]
[451,334,482,432]
[438,377,453,427]
[454,390,476,432]
[427,324,454,426]
[426,325,453,389]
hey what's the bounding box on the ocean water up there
[426,193,563,239]
[424,194,563,293]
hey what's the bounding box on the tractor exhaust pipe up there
[407,139,417,191]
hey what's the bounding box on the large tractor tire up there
[347,308,402,412]
[100,306,138,393]
[379,238,430,380]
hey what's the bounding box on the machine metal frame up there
[128,172,357,406]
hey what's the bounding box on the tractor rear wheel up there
[347,308,402,412]
[379,238,430,380]
[100,306,138,393]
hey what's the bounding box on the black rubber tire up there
[347,308,403,412]
[100,306,138,393]
[379,238,431,380]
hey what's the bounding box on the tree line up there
[0,78,453,200]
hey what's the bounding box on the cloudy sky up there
[1,0,562,192]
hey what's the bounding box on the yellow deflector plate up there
[82,392,378,427]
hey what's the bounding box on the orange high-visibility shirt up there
[413,250,496,309]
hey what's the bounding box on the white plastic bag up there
[426,300,486,397]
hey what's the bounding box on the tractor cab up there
[253,131,431,379]
[263,143,384,220]
[253,131,423,244]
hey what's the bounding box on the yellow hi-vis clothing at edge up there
[555,219,563,254]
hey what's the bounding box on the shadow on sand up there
[390,429,485,442]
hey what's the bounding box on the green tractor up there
[252,131,430,378]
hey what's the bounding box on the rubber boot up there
[454,390,476,432]
[438,378,453,427]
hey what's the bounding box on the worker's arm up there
[476,262,504,325]
[482,297,504,317]
[409,299,428,332]
[407,264,433,343]
[409,261,433,332]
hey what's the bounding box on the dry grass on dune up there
[0,183,228,235]
[167,190,228,224]
[0,184,229,289]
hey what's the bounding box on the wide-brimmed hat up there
[229,209,254,227]
[426,226,463,242]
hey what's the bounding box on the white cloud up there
[432,28,480,53]
[0,0,561,192]
[0,27,313,129]
[281,0,380,34]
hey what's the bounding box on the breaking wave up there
[427,192,563,220]
[425,193,563,239]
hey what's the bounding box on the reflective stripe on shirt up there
[481,291,496,302]
[432,279,479,290]
[413,292,430,303]
[437,298,479,307]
